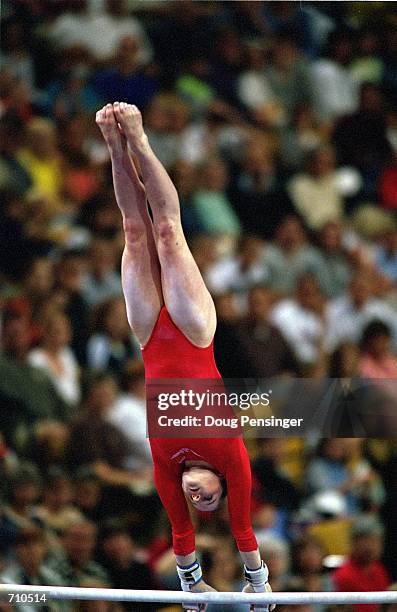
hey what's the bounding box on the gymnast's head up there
[182,466,226,512]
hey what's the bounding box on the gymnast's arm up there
[226,440,260,562]
[151,451,216,594]
[226,440,274,609]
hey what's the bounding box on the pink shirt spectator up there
[359,354,397,379]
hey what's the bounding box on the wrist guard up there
[177,560,203,592]
[244,561,269,592]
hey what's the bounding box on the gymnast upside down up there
[96,102,274,612]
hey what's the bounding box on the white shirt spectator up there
[28,347,80,406]
[270,298,325,364]
[180,123,245,165]
[86,332,139,371]
[81,271,122,308]
[49,11,152,65]
[237,70,276,110]
[325,295,397,352]
[205,255,269,296]
[287,172,344,230]
[310,59,359,121]
[106,393,152,470]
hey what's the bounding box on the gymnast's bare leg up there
[96,103,163,346]
[112,102,217,349]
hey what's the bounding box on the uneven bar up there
[1,586,397,605]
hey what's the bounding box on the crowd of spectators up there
[1,1,397,611]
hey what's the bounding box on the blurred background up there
[1,1,397,610]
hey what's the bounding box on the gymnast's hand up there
[243,580,275,612]
[243,562,276,612]
[177,560,216,612]
[183,579,217,612]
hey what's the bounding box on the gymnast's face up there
[182,467,222,512]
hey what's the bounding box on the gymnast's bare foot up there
[113,101,148,153]
[96,103,126,159]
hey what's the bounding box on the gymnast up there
[95,102,273,612]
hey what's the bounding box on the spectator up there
[98,521,157,611]
[206,235,268,296]
[375,228,397,282]
[333,515,390,612]
[325,271,397,353]
[333,83,391,198]
[17,118,63,201]
[145,94,190,169]
[213,292,248,379]
[290,535,333,612]
[0,527,66,610]
[147,2,216,78]
[279,104,326,173]
[105,363,152,470]
[232,285,299,377]
[44,66,101,121]
[382,27,397,105]
[2,463,41,533]
[208,27,244,107]
[313,221,352,298]
[175,56,216,115]
[48,0,152,66]
[0,20,36,102]
[0,189,48,281]
[82,238,122,308]
[91,36,158,109]
[252,439,301,513]
[87,297,139,378]
[270,274,326,367]
[0,112,32,195]
[324,344,373,437]
[265,31,311,122]
[204,538,245,612]
[379,153,397,211]
[48,521,109,587]
[28,309,81,407]
[192,157,241,237]
[33,468,83,534]
[179,100,246,165]
[258,535,290,592]
[310,31,359,121]
[237,41,285,128]
[170,160,202,237]
[350,29,384,86]
[0,311,71,435]
[287,146,346,230]
[359,320,397,379]
[228,137,295,239]
[73,468,104,523]
[53,252,91,366]
[62,150,101,211]
[305,439,369,514]
[261,3,318,57]
[22,258,55,326]
[262,216,321,294]
[329,341,361,378]
[66,373,132,476]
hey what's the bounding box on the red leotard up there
[142,306,257,556]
